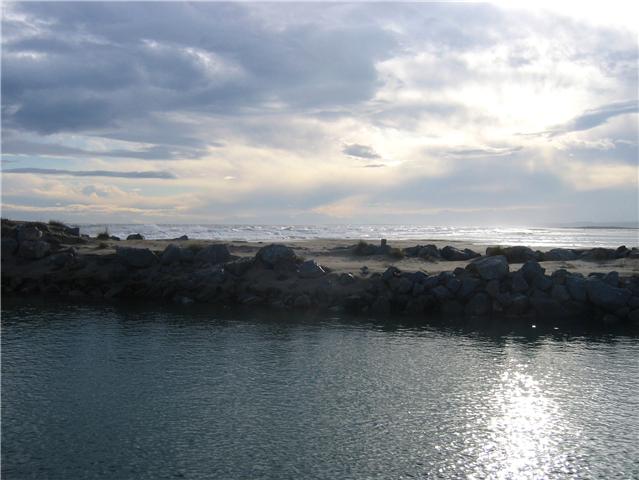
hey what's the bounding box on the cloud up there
[3,168,176,179]
[545,100,638,136]
[342,143,381,159]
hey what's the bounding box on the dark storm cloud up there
[3,167,176,179]
[2,2,397,136]
[343,144,381,159]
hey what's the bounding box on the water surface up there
[2,301,638,479]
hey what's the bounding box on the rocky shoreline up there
[2,219,639,327]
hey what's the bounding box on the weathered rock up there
[195,244,232,265]
[338,273,356,285]
[293,294,312,309]
[173,235,189,241]
[551,284,571,302]
[257,244,297,268]
[603,271,619,287]
[18,240,51,259]
[382,266,401,283]
[47,251,75,269]
[1,238,18,257]
[17,225,43,242]
[394,277,413,294]
[485,279,501,298]
[127,233,145,240]
[116,246,158,268]
[533,275,553,291]
[543,249,578,261]
[468,255,509,281]
[161,244,182,265]
[511,272,529,293]
[441,245,479,261]
[298,260,326,279]
[487,246,538,263]
[465,292,491,316]
[521,260,545,283]
[432,285,452,301]
[566,276,587,302]
[445,276,462,294]
[586,280,631,311]
[582,248,615,261]
[370,296,391,315]
[551,269,570,285]
[224,257,255,276]
[458,276,481,300]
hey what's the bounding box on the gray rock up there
[338,273,356,285]
[395,277,413,294]
[412,283,425,296]
[17,225,43,242]
[603,271,619,287]
[586,280,631,311]
[468,255,509,281]
[566,276,588,302]
[161,244,182,265]
[487,246,538,263]
[458,276,481,300]
[293,294,312,309]
[382,266,401,283]
[465,292,491,316]
[446,277,462,294]
[257,244,297,268]
[116,246,158,268]
[551,269,570,285]
[224,257,255,276]
[18,240,51,259]
[1,238,18,257]
[48,251,75,268]
[511,272,529,293]
[508,294,529,314]
[581,248,616,261]
[173,235,189,241]
[196,244,232,265]
[551,284,571,302]
[485,279,501,298]
[441,245,479,261]
[298,260,326,279]
[521,260,545,283]
[371,296,391,315]
[432,285,452,301]
[533,275,553,291]
[543,248,578,261]
[126,233,145,240]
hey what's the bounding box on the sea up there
[78,224,639,248]
[2,301,638,479]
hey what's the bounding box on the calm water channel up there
[2,300,638,479]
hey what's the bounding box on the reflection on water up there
[2,300,638,479]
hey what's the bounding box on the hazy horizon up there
[2,2,638,226]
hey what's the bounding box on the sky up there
[1,2,638,226]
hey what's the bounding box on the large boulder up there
[116,246,158,268]
[543,248,578,261]
[195,244,232,265]
[18,240,51,260]
[487,246,538,263]
[441,245,479,261]
[126,233,145,240]
[257,244,297,268]
[161,244,182,265]
[520,260,545,283]
[1,238,18,257]
[465,292,491,316]
[298,260,326,279]
[17,225,43,243]
[467,255,509,280]
[566,276,587,302]
[586,279,631,311]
